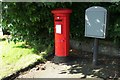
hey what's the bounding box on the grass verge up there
[0,40,48,79]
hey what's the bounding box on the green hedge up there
[2,2,120,52]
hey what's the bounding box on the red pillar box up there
[51,8,72,63]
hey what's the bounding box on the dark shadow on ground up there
[58,51,120,79]
[13,44,31,49]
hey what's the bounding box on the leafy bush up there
[2,2,120,52]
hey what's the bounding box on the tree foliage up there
[2,2,120,52]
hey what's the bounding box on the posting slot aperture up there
[55,20,62,21]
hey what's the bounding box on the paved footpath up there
[17,60,102,79]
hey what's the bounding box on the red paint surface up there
[51,9,72,57]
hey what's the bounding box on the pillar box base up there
[53,56,70,63]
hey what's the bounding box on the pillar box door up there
[51,8,72,57]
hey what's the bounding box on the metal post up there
[93,38,99,66]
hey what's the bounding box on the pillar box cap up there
[51,8,72,14]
